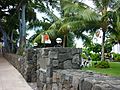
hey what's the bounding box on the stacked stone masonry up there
[3,47,120,90]
[37,48,120,90]
[3,48,37,82]
[51,70,120,90]
[37,47,82,90]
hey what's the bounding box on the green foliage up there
[83,62,120,77]
[81,53,88,59]
[94,61,110,68]
[113,53,120,62]
[90,53,101,61]
[92,43,101,53]
[66,32,74,47]
[104,42,112,53]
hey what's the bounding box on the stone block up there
[46,66,53,77]
[58,63,64,69]
[81,80,93,90]
[38,71,46,83]
[37,82,45,90]
[41,48,50,58]
[52,60,59,67]
[72,48,82,55]
[71,76,79,90]
[46,83,52,90]
[58,83,62,90]
[52,83,58,90]
[72,64,80,69]
[58,54,67,62]
[53,72,57,83]
[92,85,102,90]
[49,51,58,59]
[58,48,67,53]
[72,54,80,64]
[64,60,72,69]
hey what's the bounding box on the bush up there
[113,53,120,62]
[90,53,101,61]
[94,61,110,68]
[81,53,88,59]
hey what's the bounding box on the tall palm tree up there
[61,0,120,60]
[43,0,100,47]
[30,0,75,47]
[59,0,100,47]
[108,0,120,44]
[91,0,111,60]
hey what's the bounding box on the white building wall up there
[112,43,120,54]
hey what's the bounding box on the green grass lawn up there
[83,62,120,77]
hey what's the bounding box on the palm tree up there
[59,0,100,47]
[108,1,120,45]
[42,0,100,47]
[61,0,120,61]
[91,0,120,60]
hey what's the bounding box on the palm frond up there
[63,16,82,23]
[82,9,101,21]
[32,29,45,43]
[45,29,58,39]
[92,0,103,10]
[28,20,51,30]
[58,23,70,35]
[81,34,92,46]
[48,19,63,29]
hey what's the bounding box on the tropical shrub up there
[113,53,120,62]
[90,53,101,61]
[94,61,110,68]
[81,53,88,59]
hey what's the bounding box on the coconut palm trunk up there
[63,35,67,47]
[101,6,108,61]
[101,31,105,60]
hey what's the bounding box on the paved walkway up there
[0,56,33,90]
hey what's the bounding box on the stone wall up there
[51,70,120,90]
[3,47,120,90]
[37,48,82,70]
[26,49,37,82]
[37,48,120,90]
[3,48,37,82]
[3,53,27,79]
[37,47,82,90]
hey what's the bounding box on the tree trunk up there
[19,9,22,47]
[20,4,26,48]
[101,31,105,61]
[11,30,14,53]
[101,6,108,61]
[17,4,26,55]
[63,35,67,47]
[0,19,10,52]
